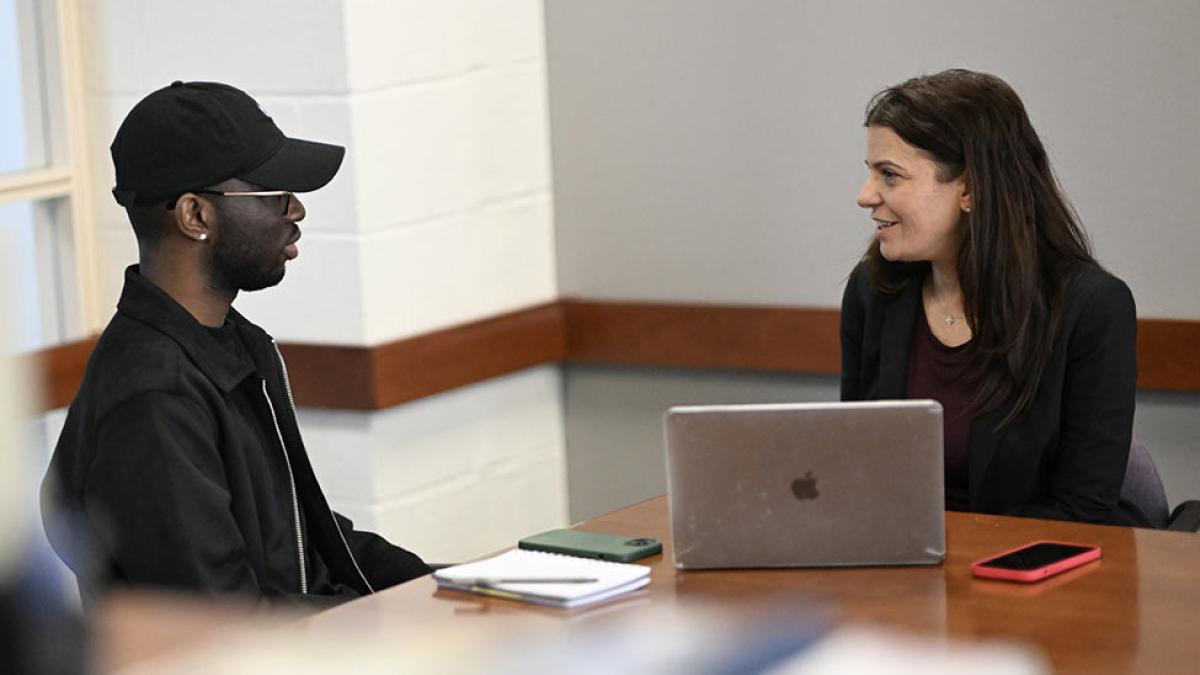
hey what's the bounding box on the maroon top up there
[906,313,973,512]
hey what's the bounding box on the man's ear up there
[173,193,213,242]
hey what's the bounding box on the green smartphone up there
[518,528,662,562]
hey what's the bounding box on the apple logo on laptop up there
[791,471,819,500]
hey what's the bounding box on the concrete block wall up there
[297,366,566,563]
[335,0,555,344]
[63,0,565,564]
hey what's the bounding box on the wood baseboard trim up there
[30,301,1200,412]
[35,338,99,411]
[369,302,566,409]
[1134,319,1200,392]
[561,300,841,374]
[251,303,566,411]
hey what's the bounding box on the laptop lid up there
[664,400,945,569]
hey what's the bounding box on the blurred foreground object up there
[100,596,1045,674]
[1,251,86,673]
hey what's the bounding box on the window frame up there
[0,0,101,339]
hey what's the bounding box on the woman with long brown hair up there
[841,69,1144,525]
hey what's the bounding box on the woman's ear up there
[173,193,212,243]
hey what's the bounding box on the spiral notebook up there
[433,549,652,608]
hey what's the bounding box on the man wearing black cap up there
[41,81,430,610]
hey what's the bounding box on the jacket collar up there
[875,277,922,399]
[116,265,261,392]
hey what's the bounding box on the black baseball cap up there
[111,80,345,207]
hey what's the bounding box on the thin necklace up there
[927,283,962,327]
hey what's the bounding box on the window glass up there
[0,197,74,352]
[0,0,51,175]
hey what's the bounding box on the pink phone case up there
[970,540,1101,582]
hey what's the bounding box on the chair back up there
[1120,439,1170,529]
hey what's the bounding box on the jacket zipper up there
[271,341,375,594]
[261,379,308,594]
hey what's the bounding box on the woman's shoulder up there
[1058,263,1136,339]
[1063,264,1134,309]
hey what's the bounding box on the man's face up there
[204,179,304,293]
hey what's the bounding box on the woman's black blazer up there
[840,262,1145,526]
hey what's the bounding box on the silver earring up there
[199,233,208,241]
[964,207,971,213]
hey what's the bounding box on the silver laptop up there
[664,400,945,569]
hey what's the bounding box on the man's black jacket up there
[41,266,430,608]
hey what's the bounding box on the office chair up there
[1120,439,1200,532]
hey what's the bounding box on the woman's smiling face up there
[856,125,970,267]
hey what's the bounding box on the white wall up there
[546,1,1200,513]
[548,0,1200,316]
[67,0,565,564]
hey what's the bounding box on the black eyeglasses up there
[166,190,294,215]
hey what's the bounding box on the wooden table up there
[301,495,1200,674]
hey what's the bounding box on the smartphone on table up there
[519,528,662,562]
[971,540,1101,582]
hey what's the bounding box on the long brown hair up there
[862,69,1097,426]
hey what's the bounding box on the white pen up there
[458,577,599,585]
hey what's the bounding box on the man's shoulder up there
[81,314,211,414]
